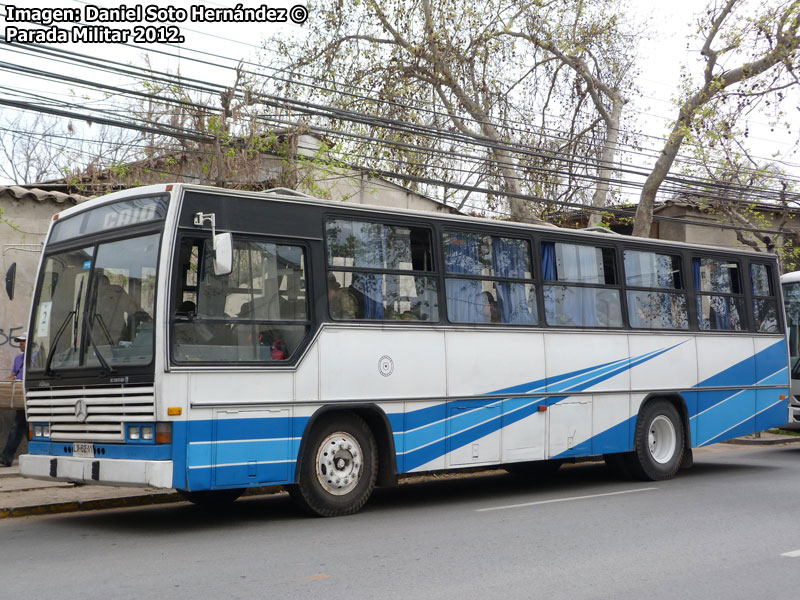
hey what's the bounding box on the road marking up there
[781,550,800,558]
[476,487,658,512]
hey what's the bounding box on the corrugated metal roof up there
[0,185,89,205]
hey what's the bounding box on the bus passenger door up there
[213,408,291,487]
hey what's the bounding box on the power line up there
[3,39,796,208]
[3,30,799,186]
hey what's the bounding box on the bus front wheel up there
[289,413,378,517]
[628,400,684,481]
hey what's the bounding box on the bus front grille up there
[26,385,156,443]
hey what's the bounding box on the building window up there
[623,250,688,330]
[542,242,622,327]
[443,231,537,324]
[325,219,438,321]
[693,257,745,331]
[751,263,778,332]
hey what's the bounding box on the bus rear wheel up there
[627,400,684,481]
[289,413,378,517]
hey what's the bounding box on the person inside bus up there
[94,273,143,342]
[482,291,501,323]
[328,274,359,320]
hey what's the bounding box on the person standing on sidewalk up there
[2,333,28,467]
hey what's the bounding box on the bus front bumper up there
[19,454,173,489]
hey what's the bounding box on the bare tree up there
[0,112,144,187]
[633,0,800,237]
[270,0,639,223]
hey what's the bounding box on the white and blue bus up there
[780,271,800,426]
[18,184,790,516]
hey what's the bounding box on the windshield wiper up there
[44,310,76,377]
[85,326,115,374]
[72,277,84,351]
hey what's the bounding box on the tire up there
[177,488,244,507]
[505,459,562,479]
[627,400,685,481]
[289,413,378,517]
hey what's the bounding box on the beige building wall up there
[0,191,78,376]
[0,187,85,454]
[653,201,800,262]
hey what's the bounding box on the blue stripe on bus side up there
[398,343,682,470]
[171,338,787,488]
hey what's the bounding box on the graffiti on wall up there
[0,327,24,348]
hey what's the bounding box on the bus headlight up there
[30,423,51,439]
[141,426,154,441]
[128,426,140,440]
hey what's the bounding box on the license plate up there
[73,442,94,458]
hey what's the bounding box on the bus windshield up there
[29,233,160,372]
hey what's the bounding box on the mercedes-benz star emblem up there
[74,399,88,423]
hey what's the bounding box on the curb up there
[724,436,800,446]
[0,492,181,519]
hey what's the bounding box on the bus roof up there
[781,271,800,284]
[54,182,777,259]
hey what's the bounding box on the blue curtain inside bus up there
[492,236,533,324]
[444,232,483,322]
[542,242,600,327]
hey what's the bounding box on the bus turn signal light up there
[167,407,182,416]
[156,423,172,444]
[781,395,787,400]
[538,405,548,412]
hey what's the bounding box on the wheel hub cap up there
[648,415,677,464]
[315,432,363,496]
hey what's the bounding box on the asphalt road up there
[2,443,800,600]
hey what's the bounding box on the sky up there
[0,0,798,189]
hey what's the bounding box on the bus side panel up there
[445,330,546,465]
[589,394,631,455]
[692,337,787,446]
[185,413,213,490]
[400,400,447,473]
[319,328,446,401]
[182,408,307,491]
[544,333,630,393]
[628,335,698,392]
[171,419,188,490]
[754,337,791,432]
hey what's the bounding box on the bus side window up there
[623,250,688,330]
[693,257,745,331]
[172,236,310,364]
[751,264,778,332]
[542,242,622,328]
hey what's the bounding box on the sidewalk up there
[3,433,800,519]
[0,464,184,519]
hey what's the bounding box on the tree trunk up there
[587,99,623,228]
[632,118,688,238]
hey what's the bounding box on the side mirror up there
[5,262,16,300]
[213,232,232,276]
